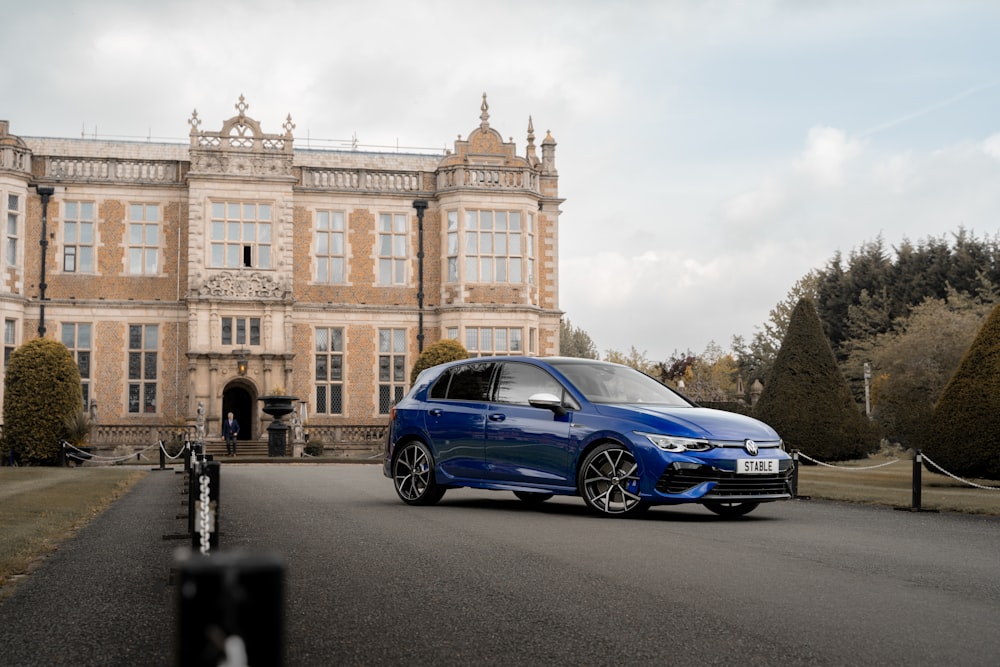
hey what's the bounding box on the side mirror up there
[528,392,567,417]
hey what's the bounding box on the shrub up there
[924,302,1000,479]
[3,338,83,465]
[754,298,880,461]
[410,339,469,383]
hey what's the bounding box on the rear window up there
[429,363,496,401]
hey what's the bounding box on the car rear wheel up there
[392,441,446,506]
[513,491,553,504]
[704,501,759,518]
[578,443,643,516]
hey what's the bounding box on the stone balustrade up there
[44,157,180,183]
[301,167,424,193]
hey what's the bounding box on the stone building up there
[0,95,563,454]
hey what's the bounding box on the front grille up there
[655,461,793,497]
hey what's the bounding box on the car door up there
[422,361,497,481]
[485,361,574,487]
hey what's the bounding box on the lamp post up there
[863,362,872,418]
[32,186,55,337]
[412,199,428,353]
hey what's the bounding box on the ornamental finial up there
[480,92,490,129]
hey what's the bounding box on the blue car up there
[384,356,793,517]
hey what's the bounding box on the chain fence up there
[795,449,1000,491]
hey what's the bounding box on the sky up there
[4,0,1000,362]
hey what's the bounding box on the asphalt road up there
[1,463,998,666]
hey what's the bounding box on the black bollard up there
[159,441,166,470]
[191,460,221,552]
[911,449,923,510]
[177,551,285,667]
[790,450,799,498]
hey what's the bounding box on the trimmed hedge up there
[410,339,469,383]
[754,298,880,461]
[925,302,1000,480]
[2,338,83,465]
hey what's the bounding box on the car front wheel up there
[704,501,759,518]
[392,441,445,506]
[578,443,643,516]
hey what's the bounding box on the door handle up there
[428,409,442,417]
[488,413,506,422]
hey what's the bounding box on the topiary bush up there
[2,338,83,465]
[754,298,880,461]
[924,302,1000,480]
[410,339,469,383]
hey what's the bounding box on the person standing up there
[222,412,240,456]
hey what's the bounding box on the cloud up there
[793,126,865,188]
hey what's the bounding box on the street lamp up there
[235,348,249,376]
[31,185,55,337]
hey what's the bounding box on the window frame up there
[127,203,160,275]
[315,210,347,284]
[127,324,158,414]
[314,327,344,415]
[377,213,408,285]
[62,201,96,274]
[208,201,273,270]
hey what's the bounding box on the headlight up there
[638,432,714,452]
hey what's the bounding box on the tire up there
[704,501,760,518]
[392,441,446,506]
[513,491,554,504]
[578,443,643,516]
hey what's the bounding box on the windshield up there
[548,360,692,406]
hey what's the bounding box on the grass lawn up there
[797,454,1000,515]
[0,467,146,601]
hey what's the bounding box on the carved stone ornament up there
[198,270,286,299]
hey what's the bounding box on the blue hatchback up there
[384,356,793,517]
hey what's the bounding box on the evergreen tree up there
[2,338,83,465]
[867,290,991,448]
[559,319,598,359]
[924,301,1000,480]
[754,298,879,461]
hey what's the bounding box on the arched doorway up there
[222,381,257,441]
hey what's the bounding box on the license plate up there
[737,458,778,474]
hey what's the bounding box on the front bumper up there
[654,459,794,500]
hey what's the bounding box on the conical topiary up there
[754,298,879,461]
[924,302,1000,480]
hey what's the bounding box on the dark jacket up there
[222,418,240,438]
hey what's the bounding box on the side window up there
[431,363,495,401]
[495,362,564,406]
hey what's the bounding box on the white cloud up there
[793,126,865,188]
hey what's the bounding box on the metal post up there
[863,362,872,419]
[912,449,922,510]
[412,199,428,353]
[177,551,285,667]
[191,460,221,552]
[32,186,55,338]
[791,450,799,498]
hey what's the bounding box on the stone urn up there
[259,395,298,457]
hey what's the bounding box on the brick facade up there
[0,96,562,440]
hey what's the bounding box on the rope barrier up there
[796,451,901,470]
[921,453,1000,491]
[63,440,159,464]
[160,440,187,460]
